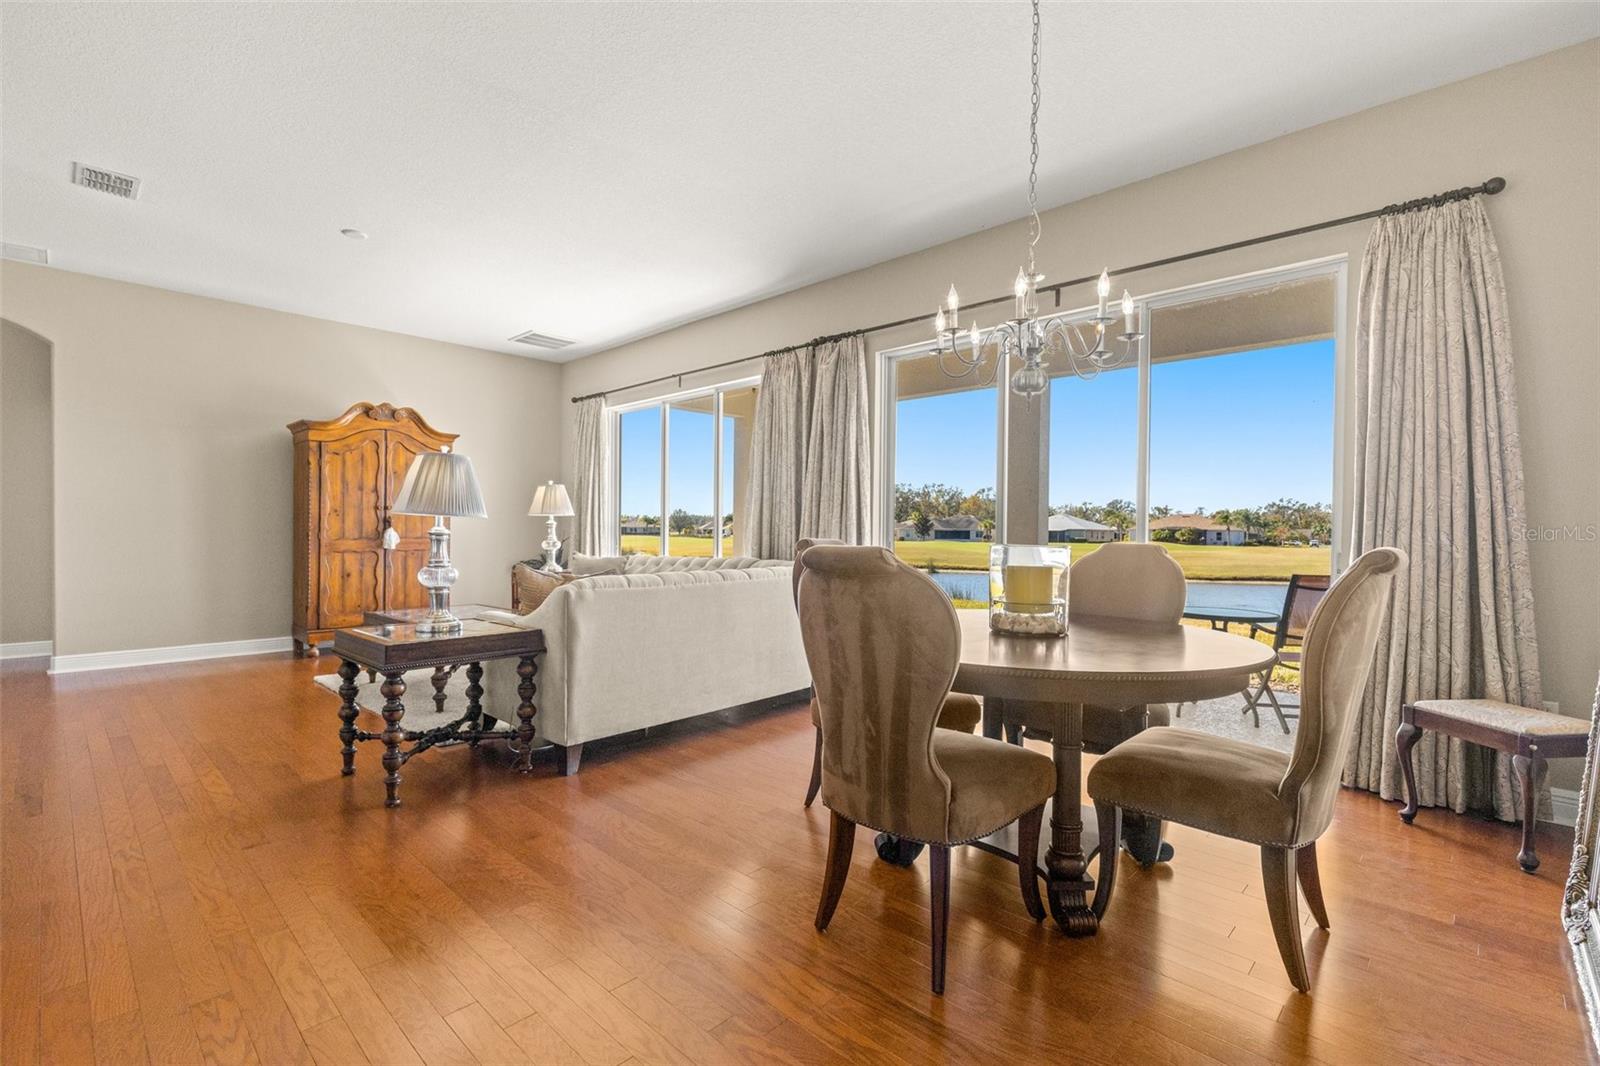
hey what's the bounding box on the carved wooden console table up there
[332,617,545,807]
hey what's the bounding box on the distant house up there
[692,520,732,538]
[930,515,985,541]
[619,518,660,536]
[1047,513,1116,543]
[1149,513,1250,545]
[894,520,924,541]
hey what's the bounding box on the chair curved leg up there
[1261,845,1310,992]
[804,726,822,807]
[1297,841,1330,930]
[815,812,856,931]
[1396,715,1423,823]
[1016,804,1045,921]
[929,844,950,995]
[1092,803,1122,919]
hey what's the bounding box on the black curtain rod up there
[571,175,1505,404]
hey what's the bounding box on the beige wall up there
[561,42,1600,749]
[1,318,54,646]
[0,262,563,657]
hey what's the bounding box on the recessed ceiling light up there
[341,228,368,240]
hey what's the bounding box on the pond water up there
[923,570,1288,616]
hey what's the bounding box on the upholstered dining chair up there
[995,542,1186,751]
[794,538,981,807]
[796,545,1055,994]
[1087,547,1405,992]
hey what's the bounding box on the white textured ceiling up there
[3,2,1595,361]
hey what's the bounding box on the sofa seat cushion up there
[933,730,1055,844]
[1088,726,1298,846]
[1411,698,1588,738]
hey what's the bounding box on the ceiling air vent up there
[1,242,48,265]
[508,330,575,351]
[72,162,140,200]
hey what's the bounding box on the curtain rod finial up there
[1485,177,1507,195]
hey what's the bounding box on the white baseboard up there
[49,636,294,674]
[0,640,53,660]
[1553,787,1581,828]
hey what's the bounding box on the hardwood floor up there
[2,652,1591,1065]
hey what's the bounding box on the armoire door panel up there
[319,550,384,629]
[384,551,431,611]
[320,431,387,547]
[386,434,438,542]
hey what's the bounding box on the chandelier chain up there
[1026,0,1041,279]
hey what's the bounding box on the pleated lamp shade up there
[391,450,488,518]
[527,480,575,517]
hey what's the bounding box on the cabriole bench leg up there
[1396,708,1423,824]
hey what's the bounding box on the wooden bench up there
[1397,699,1589,872]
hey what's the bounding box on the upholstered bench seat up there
[1398,698,1590,872]
[1408,698,1588,738]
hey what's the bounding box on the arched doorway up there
[1,317,54,664]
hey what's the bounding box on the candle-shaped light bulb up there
[1097,269,1110,315]
[1014,268,1028,298]
[935,306,947,334]
[1121,290,1136,334]
[946,284,960,314]
[969,322,980,353]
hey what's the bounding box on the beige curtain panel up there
[741,335,870,558]
[1345,196,1543,821]
[571,396,611,556]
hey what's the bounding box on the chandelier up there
[933,0,1142,397]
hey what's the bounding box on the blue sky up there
[619,405,733,516]
[622,338,1335,517]
[896,338,1335,511]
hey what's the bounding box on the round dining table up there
[950,608,1277,936]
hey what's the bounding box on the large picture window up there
[879,260,1344,612]
[614,378,760,557]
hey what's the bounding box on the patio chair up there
[1244,573,1331,733]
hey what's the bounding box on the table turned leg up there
[514,656,538,773]
[433,666,453,716]
[464,662,484,744]
[379,670,408,808]
[1044,701,1098,936]
[337,659,361,776]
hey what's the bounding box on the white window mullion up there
[712,389,725,558]
[1135,301,1151,542]
[659,403,670,557]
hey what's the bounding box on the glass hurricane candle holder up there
[988,543,1069,637]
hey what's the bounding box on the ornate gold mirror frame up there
[1563,675,1600,1050]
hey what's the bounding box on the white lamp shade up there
[527,480,575,517]
[392,451,488,518]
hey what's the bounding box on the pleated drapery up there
[741,335,870,558]
[570,396,611,556]
[1344,196,1543,821]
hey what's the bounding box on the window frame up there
[609,375,762,557]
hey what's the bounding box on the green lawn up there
[621,535,1329,582]
[892,540,1330,582]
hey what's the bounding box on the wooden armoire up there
[289,402,457,655]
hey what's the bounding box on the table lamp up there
[527,480,575,572]
[391,447,487,634]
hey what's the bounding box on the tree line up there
[894,483,1331,544]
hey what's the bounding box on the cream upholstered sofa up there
[478,554,811,774]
